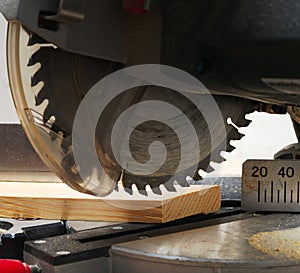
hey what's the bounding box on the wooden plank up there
[0,182,220,223]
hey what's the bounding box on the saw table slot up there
[77,227,150,243]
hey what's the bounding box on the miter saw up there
[1,0,299,197]
[1,1,300,272]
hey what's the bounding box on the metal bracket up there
[43,0,88,23]
[0,218,65,260]
[0,0,127,62]
[274,143,300,160]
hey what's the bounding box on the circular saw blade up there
[7,23,255,196]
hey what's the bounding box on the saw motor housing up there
[1,0,300,106]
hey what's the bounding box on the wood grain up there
[0,182,220,223]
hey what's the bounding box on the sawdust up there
[249,227,300,261]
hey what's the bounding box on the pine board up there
[0,182,220,223]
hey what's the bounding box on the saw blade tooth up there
[176,176,190,187]
[27,44,41,57]
[206,164,215,173]
[145,184,161,197]
[28,62,42,77]
[229,129,246,141]
[231,135,245,142]
[211,153,226,164]
[193,171,202,181]
[220,151,227,160]
[42,105,55,123]
[235,117,252,128]
[226,144,236,153]
[197,157,210,171]
[151,186,163,195]
[31,81,44,97]
[124,187,133,195]
[237,131,245,139]
[35,99,49,116]
[121,177,135,195]
[135,184,148,196]
[163,181,177,192]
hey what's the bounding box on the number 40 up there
[278,167,295,178]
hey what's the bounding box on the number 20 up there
[252,166,268,177]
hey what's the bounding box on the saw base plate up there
[111,214,300,273]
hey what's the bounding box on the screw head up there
[33,240,46,244]
[56,251,71,256]
[112,226,124,230]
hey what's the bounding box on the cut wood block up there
[0,182,220,223]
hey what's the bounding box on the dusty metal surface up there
[0,124,48,172]
[111,214,300,273]
[0,124,59,182]
[250,226,300,261]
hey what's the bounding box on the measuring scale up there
[242,160,300,211]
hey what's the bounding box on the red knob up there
[0,260,33,273]
[123,0,147,14]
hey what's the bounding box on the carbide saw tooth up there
[35,99,49,116]
[27,44,41,57]
[226,144,236,153]
[31,81,44,97]
[151,186,162,195]
[164,181,177,192]
[212,153,226,163]
[176,176,189,187]
[193,171,202,181]
[236,117,252,128]
[135,183,148,196]
[229,129,246,141]
[28,62,41,77]
[206,164,215,173]
[124,187,133,195]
